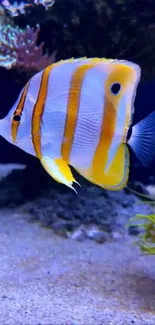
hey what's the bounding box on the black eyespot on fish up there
[13,114,21,122]
[110,83,121,95]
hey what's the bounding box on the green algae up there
[128,188,155,255]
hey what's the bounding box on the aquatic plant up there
[129,213,155,255]
[0,22,56,70]
[128,187,155,255]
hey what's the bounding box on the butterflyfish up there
[1,57,155,192]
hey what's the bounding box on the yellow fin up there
[101,144,130,190]
[75,144,130,191]
[40,156,79,192]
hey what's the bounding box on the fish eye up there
[110,83,121,95]
[13,114,21,122]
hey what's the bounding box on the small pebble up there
[52,221,73,238]
[85,224,110,243]
[71,227,86,241]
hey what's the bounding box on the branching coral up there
[2,0,55,16]
[10,0,155,82]
[2,0,155,81]
[0,23,56,70]
[2,0,26,17]
[0,4,12,25]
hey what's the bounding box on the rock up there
[52,220,75,238]
[0,163,26,181]
[0,156,154,242]
[84,224,111,243]
[70,226,86,241]
[112,231,123,240]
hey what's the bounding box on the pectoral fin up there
[40,156,79,192]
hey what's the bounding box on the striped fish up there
[1,57,155,192]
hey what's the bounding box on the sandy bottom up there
[0,209,155,325]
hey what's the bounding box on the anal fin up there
[41,156,79,192]
[102,144,130,190]
[75,144,130,190]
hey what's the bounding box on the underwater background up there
[1,0,155,220]
[1,1,155,324]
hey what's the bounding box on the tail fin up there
[128,110,155,167]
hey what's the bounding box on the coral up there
[1,0,55,17]
[0,23,56,70]
[0,4,12,25]
[0,1,56,71]
[1,0,155,80]
[11,0,155,82]
[2,0,26,17]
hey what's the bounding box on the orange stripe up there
[61,62,97,163]
[11,82,29,142]
[91,63,132,181]
[92,96,117,179]
[31,61,62,159]
[31,66,53,159]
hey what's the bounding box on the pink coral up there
[0,23,56,71]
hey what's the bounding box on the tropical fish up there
[0,57,155,192]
